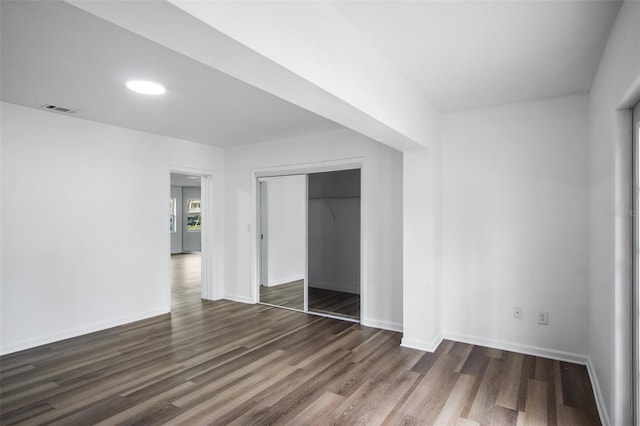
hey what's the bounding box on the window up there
[169,198,177,233]
[187,199,201,231]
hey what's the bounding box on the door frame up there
[167,167,221,307]
[633,99,640,426]
[258,179,269,287]
[250,158,365,319]
[614,79,640,426]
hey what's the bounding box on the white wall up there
[261,175,305,286]
[224,128,403,331]
[588,1,640,424]
[308,170,361,294]
[0,102,223,354]
[441,94,590,362]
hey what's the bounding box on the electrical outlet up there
[513,307,523,319]
[538,311,549,325]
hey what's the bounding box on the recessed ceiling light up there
[126,80,166,95]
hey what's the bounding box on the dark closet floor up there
[259,280,360,320]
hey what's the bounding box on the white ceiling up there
[0,0,622,148]
[332,1,621,112]
[0,0,342,148]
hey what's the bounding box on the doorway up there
[257,168,361,322]
[170,172,203,305]
[307,169,361,320]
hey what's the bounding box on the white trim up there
[304,173,309,313]
[309,311,360,323]
[223,293,252,304]
[200,174,219,300]
[254,157,364,178]
[359,163,367,323]
[362,318,403,333]
[258,180,268,287]
[442,331,588,365]
[401,333,443,353]
[259,302,304,313]
[619,73,640,109]
[587,356,611,426]
[0,307,169,356]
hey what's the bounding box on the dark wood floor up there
[260,280,304,311]
[260,280,361,320]
[0,254,600,425]
[309,287,360,320]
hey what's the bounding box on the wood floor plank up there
[452,343,474,373]
[516,354,537,412]
[0,253,602,426]
[460,345,490,377]
[398,353,460,423]
[457,417,482,426]
[489,405,519,425]
[381,409,421,425]
[285,391,346,425]
[523,379,548,426]
[94,381,195,426]
[433,374,476,425]
[410,339,454,375]
[465,356,506,424]
[340,369,421,426]
[495,352,524,410]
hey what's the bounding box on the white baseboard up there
[309,280,360,295]
[401,333,443,353]
[0,306,170,356]
[586,357,610,426]
[266,274,305,287]
[442,331,588,365]
[223,293,252,304]
[361,317,402,332]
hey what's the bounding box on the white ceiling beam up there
[67,0,438,152]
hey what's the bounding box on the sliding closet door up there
[257,175,306,311]
[307,169,361,320]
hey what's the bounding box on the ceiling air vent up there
[40,104,79,114]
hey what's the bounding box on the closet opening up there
[256,168,361,322]
[308,169,361,320]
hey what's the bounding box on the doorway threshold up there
[258,302,360,324]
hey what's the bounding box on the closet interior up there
[258,169,361,321]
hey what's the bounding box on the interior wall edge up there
[222,294,253,304]
[587,356,612,426]
[361,318,403,333]
[400,334,444,353]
